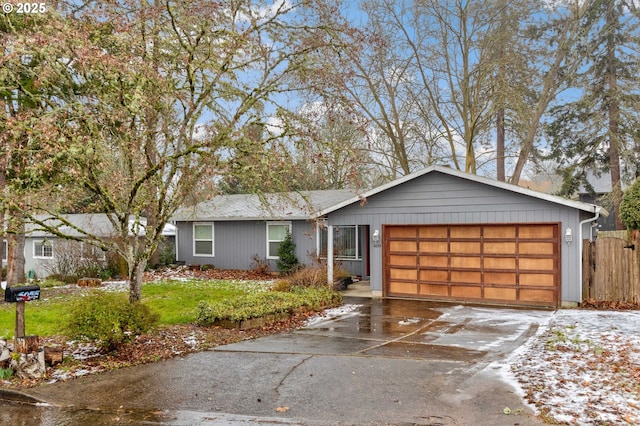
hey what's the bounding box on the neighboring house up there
[10,213,175,279]
[172,165,607,308]
[577,171,631,232]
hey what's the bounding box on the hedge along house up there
[172,165,606,308]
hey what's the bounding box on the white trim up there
[266,221,292,260]
[193,222,215,257]
[327,225,334,284]
[33,239,54,259]
[317,223,361,261]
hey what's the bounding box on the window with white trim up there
[266,222,291,259]
[34,240,53,259]
[193,223,214,257]
[317,222,361,260]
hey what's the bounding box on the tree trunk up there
[510,6,584,185]
[606,2,624,230]
[7,210,26,286]
[497,108,505,182]
[128,261,146,303]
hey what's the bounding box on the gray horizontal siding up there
[175,220,317,272]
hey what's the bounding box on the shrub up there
[0,368,13,379]
[157,236,176,265]
[64,291,160,351]
[620,179,640,230]
[276,230,299,274]
[286,266,328,288]
[271,279,293,292]
[251,254,270,274]
[195,287,341,325]
[46,274,79,285]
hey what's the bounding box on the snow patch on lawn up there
[499,309,640,424]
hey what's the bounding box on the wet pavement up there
[3,297,553,425]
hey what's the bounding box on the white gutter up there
[578,206,600,304]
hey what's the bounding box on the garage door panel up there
[419,226,448,238]
[484,257,516,270]
[484,242,516,254]
[451,271,481,283]
[484,287,517,300]
[419,241,448,253]
[388,281,418,294]
[390,255,417,266]
[419,269,448,282]
[484,226,516,239]
[520,242,554,255]
[419,284,449,296]
[390,241,417,252]
[390,227,417,238]
[451,226,481,238]
[450,256,481,268]
[420,255,448,267]
[450,241,481,254]
[520,273,555,286]
[390,268,417,280]
[519,225,555,239]
[451,285,482,298]
[519,289,555,303]
[485,272,516,285]
[385,224,559,307]
[520,258,554,271]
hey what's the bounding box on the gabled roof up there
[171,189,357,222]
[316,165,607,217]
[172,166,606,223]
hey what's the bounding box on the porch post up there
[327,224,334,285]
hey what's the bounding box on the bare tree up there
[1,0,351,302]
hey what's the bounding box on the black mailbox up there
[4,285,41,303]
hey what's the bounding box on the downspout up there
[577,206,600,305]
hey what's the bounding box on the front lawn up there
[0,279,327,339]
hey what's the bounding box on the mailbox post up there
[4,285,41,338]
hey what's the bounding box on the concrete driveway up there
[24,297,552,425]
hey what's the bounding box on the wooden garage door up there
[384,224,560,307]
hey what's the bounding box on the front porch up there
[342,280,373,298]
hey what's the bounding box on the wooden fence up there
[582,230,640,302]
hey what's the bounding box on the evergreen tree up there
[276,230,299,274]
[620,179,640,230]
[546,0,640,229]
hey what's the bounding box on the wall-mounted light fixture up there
[564,227,573,243]
[372,229,380,243]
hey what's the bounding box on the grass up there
[0,279,272,339]
[141,279,269,324]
